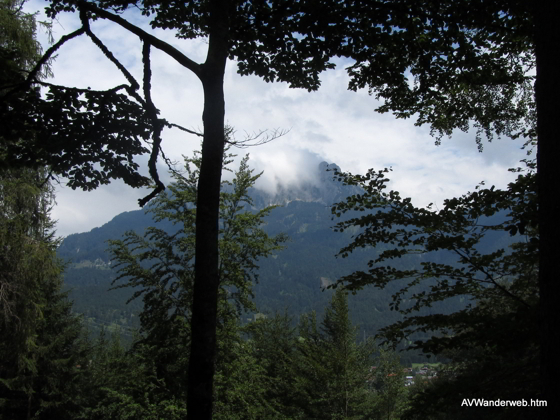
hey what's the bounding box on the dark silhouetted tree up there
[6,1,556,417]
[332,163,539,419]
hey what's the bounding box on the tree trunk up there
[186,1,229,419]
[534,0,560,417]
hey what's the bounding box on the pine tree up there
[0,169,89,419]
[246,312,302,419]
[295,289,376,420]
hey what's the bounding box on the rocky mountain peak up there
[249,161,360,209]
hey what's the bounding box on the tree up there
[76,329,189,420]
[1,5,89,416]
[0,167,89,419]
[212,315,273,420]
[1,0,53,326]
[0,0,52,79]
[108,150,285,416]
[245,312,302,419]
[331,163,539,418]
[6,1,554,417]
[342,2,558,412]
[295,289,376,420]
[369,346,408,420]
[109,150,286,334]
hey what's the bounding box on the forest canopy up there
[3,0,557,418]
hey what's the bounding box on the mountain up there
[59,162,380,335]
[249,162,360,208]
[58,161,502,360]
[57,162,354,263]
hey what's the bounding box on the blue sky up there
[25,1,530,237]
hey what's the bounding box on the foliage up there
[41,0,537,146]
[213,315,274,420]
[0,0,52,78]
[0,168,90,419]
[332,164,539,417]
[105,152,285,416]
[6,1,546,418]
[295,288,377,420]
[346,0,535,147]
[369,346,408,420]
[245,312,302,420]
[1,167,56,321]
[74,329,186,420]
[1,5,90,417]
[109,151,286,334]
[1,0,153,192]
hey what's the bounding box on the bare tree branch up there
[226,127,291,148]
[166,123,204,138]
[80,2,203,78]
[139,42,165,207]
[5,26,85,95]
[80,9,144,104]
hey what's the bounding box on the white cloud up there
[24,1,529,237]
[52,180,149,237]
[249,146,325,195]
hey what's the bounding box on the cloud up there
[50,156,175,237]
[52,181,149,237]
[248,146,325,195]
[24,1,530,236]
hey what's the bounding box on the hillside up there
[59,161,497,354]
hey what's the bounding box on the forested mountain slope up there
[59,162,509,351]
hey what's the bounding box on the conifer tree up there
[245,312,301,420]
[1,4,88,415]
[0,169,89,419]
[295,289,376,420]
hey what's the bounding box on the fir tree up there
[246,312,302,420]
[295,289,376,420]
[0,169,89,419]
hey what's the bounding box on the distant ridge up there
[58,160,497,362]
[58,161,359,264]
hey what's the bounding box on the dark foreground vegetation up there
[1,152,540,419]
[1,0,549,418]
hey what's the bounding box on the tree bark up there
[534,0,560,417]
[186,1,229,419]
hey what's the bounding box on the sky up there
[24,1,531,238]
